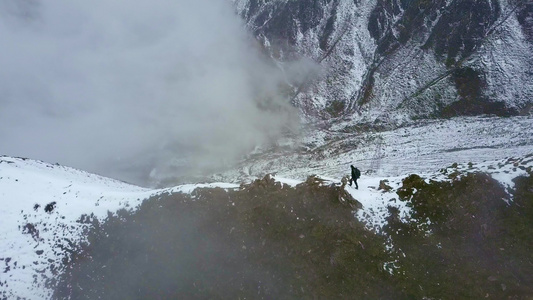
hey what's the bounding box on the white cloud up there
[0,0,300,185]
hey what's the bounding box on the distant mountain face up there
[233,0,533,122]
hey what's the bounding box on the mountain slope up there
[1,139,532,298]
[233,0,533,121]
[4,157,532,299]
[0,156,152,299]
[0,156,237,299]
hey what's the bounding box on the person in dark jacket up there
[350,165,360,189]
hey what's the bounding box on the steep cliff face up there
[233,0,533,122]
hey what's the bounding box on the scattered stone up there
[378,180,393,192]
[44,202,57,213]
[341,175,350,188]
[22,223,39,240]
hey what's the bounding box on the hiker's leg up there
[355,179,358,189]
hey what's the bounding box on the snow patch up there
[345,176,411,231]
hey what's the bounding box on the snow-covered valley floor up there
[214,116,533,182]
[1,115,532,299]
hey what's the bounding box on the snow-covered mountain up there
[233,0,533,121]
[1,1,533,298]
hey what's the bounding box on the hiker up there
[349,165,360,189]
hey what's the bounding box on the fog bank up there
[0,0,301,186]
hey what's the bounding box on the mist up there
[0,0,301,186]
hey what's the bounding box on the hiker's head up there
[351,165,355,169]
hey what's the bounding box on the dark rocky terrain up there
[233,0,533,121]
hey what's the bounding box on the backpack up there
[353,167,361,178]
